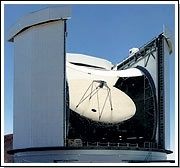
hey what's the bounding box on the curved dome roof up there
[67,53,113,70]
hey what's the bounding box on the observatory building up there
[7,6,173,163]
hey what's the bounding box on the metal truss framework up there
[117,33,166,149]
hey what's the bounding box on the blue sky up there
[4,3,175,158]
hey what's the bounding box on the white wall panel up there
[164,40,170,150]
[13,20,65,149]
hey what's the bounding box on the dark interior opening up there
[67,75,157,147]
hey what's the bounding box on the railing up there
[84,142,139,148]
[67,139,158,150]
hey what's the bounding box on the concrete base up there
[13,149,167,163]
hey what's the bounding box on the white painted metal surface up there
[13,20,65,149]
[164,36,171,150]
[9,6,70,149]
[67,53,113,70]
[7,6,71,42]
[163,29,173,151]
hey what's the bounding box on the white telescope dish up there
[66,53,143,123]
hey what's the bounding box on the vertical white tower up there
[7,6,71,149]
